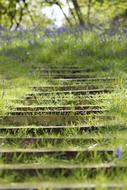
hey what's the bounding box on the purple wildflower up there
[45,28,54,36]
[28,69,33,76]
[2,90,5,98]
[115,147,122,158]
[123,28,127,35]
[57,27,66,34]
[10,80,12,87]
[43,68,48,76]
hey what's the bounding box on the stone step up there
[0,125,106,134]
[27,89,113,97]
[0,149,114,159]
[0,136,111,145]
[0,183,124,190]
[52,80,117,86]
[33,66,82,70]
[34,67,111,74]
[51,77,116,81]
[10,97,108,105]
[41,74,109,79]
[0,163,125,178]
[0,115,113,126]
[1,124,125,136]
[40,72,99,76]
[25,95,109,102]
[37,68,95,73]
[15,105,102,111]
[31,84,115,91]
[10,109,106,115]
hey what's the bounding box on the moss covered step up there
[50,77,116,82]
[0,183,124,190]
[37,68,96,73]
[0,125,107,134]
[0,136,112,146]
[35,67,111,73]
[10,97,109,105]
[34,66,81,69]
[0,124,123,136]
[15,105,102,111]
[26,89,113,97]
[34,66,93,72]
[0,148,114,159]
[0,163,125,178]
[39,72,99,76]
[40,73,109,79]
[31,83,116,91]
[24,95,110,103]
[10,109,106,115]
[0,114,113,126]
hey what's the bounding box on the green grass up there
[0,30,126,115]
[0,30,127,187]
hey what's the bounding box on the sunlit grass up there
[0,30,127,185]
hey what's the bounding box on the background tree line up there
[0,0,127,30]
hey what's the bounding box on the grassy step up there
[22,97,109,106]
[0,149,114,165]
[0,183,124,190]
[38,68,96,72]
[15,105,102,111]
[40,73,100,77]
[0,125,106,134]
[0,163,125,178]
[10,109,106,115]
[0,124,125,136]
[25,95,109,102]
[0,163,122,169]
[33,66,93,72]
[51,77,116,81]
[0,148,116,165]
[42,74,110,79]
[10,99,107,106]
[0,136,111,145]
[0,148,114,156]
[27,89,113,97]
[34,66,81,69]
[10,96,109,102]
[31,84,115,91]
[0,115,113,126]
[52,81,117,86]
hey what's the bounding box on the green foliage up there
[0,0,51,29]
[0,0,127,29]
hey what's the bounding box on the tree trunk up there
[56,1,72,26]
[87,0,92,25]
[71,0,84,25]
[66,0,77,25]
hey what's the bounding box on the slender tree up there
[70,0,85,25]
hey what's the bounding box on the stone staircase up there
[0,66,125,190]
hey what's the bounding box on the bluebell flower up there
[123,28,127,35]
[45,28,54,36]
[10,80,12,87]
[2,90,5,98]
[57,27,66,34]
[43,68,48,76]
[115,147,122,158]
[28,70,33,76]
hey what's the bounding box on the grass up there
[0,30,125,115]
[0,29,127,187]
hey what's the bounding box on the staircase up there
[0,66,125,190]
